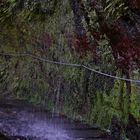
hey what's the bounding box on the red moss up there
[106,17,140,71]
[64,33,97,57]
[91,0,140,72]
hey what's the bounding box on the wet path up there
[0,99,111,140]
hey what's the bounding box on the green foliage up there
[104,0,129,20]
[0,0,140,136]
[0,0,61,24]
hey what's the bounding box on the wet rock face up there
[0,133,9,140]
[126,114,140,140]
[110,116,124,140]
[0,133,38,140]
[109,114,140,140]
